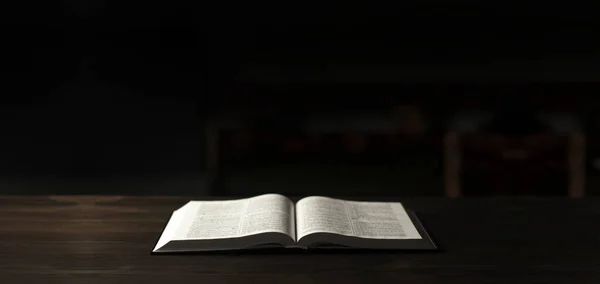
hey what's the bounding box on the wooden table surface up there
[1,196,599,283]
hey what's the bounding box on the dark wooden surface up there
[1,196,599,283]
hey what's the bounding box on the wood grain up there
[0,196,599,283]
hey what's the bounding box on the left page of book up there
[153,193,295,252]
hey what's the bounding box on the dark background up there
[2,2,600,195]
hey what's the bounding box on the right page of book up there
[295,196,422,240]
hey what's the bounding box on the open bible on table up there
[152,194,437,253]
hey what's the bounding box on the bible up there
[152,194,437,253]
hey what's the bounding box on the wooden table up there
[1,196,599,283]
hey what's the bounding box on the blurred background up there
[1,2,599,196]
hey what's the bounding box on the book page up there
[296,196,422,240]
[153,204,188,252]
[172,194,295,240]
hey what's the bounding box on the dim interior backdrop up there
[2,2,600,196]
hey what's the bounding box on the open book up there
[152,194,437,253]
